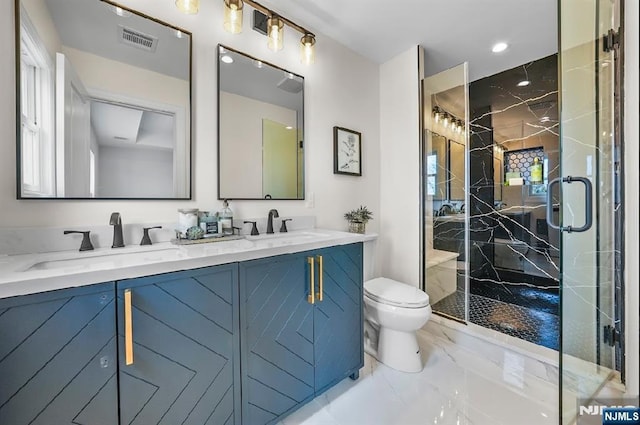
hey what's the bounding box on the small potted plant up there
[344,205,373,234]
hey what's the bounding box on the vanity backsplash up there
[0,216,316,256]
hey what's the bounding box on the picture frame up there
[333,126,362,176]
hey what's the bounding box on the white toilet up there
[363,277,432,373]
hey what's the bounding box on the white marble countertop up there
[0,229,377,299]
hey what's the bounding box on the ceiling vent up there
[118,25,158,53]
[277,76,303,93]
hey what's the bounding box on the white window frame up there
[19,7,55,197]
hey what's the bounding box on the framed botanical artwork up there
[333,126,362,176]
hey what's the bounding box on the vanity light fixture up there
[175,0,199,14]
[517,80,531,87]
[216,0,318,64]
[491,42,508,53]
[432,107,465,134]
[224,0,244,34]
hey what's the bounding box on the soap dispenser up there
[530,157,543,184]
[219,199,234,236]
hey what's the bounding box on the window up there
[426,153,437,196]
[20,9,55,197]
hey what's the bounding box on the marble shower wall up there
[465,54,560,286]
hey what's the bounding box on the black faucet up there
[140,226,162,246]
[244,221,259,236]
[110,212,125,248]
[438,204,454,216]
[280,218,292,233]
[64,230,94,251]
[266,209,279,234]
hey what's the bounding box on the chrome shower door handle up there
[546,176,594,233]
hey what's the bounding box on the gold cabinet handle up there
[316,255,324,302]
[124,289,134,365]
[307,257,315,304]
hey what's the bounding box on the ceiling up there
[260,0,558,81]
[44,0,190,80]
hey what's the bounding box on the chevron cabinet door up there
[117,264,240,425]
[239,253,315,425]
[314,243,364,394]
[0,282,118,425]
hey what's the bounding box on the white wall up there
[97,146,173,198]
[623,0,639,396]
[62,46,189,116]
[0,0,380,235]
[379,46,421,287]
[219,91,296,199]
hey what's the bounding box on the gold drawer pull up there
[316,255,324,302]
[307,257,315,304]
[124,289,134,365]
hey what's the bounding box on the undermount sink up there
[245,231,330,242]
[24,247,182,272]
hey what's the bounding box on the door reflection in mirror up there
[218,45,304,200]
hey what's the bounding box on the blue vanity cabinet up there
[239,243,364,425]
[239,252,316,425]
[314,243,363,393]
[0,282,118,425]
[116,264,241,425]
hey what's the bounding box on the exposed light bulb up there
[300,34,316,65]
[176,0,199,14]
[223,0,243,34]
[267,16,284,51]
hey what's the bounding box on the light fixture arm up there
[242,0,314,38]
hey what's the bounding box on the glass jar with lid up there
[177,208,199,236]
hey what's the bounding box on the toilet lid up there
[364,278,430,308]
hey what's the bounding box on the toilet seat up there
[364,278,430,309]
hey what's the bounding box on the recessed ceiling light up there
[517,80,530,87]
[285,126,293,130]
[492,42,508,53]
[253,60,264,69]
[221,55,234,64]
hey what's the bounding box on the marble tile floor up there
[276,321,558,425]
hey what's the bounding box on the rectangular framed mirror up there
[15,0,192,199]
[218,45,304,200]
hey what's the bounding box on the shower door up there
[558,0,623,422]
[421,63,470,323]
